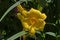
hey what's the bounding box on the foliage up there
[0,0,60,40]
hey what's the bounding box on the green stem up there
[7,31,27,40]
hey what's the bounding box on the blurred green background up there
[0,0,60,40]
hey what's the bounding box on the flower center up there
[30,17,38,25]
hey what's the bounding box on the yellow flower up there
[17,5,47,35]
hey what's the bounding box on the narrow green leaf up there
[0,0,21,22]
[56,20,58,24]
[57,35,60,38]
[36,31,41,34]
[59,20,60,24]
[7,31,27,40]
[46,32,56,37]
[47,23,56,26]
[56,19,60,24]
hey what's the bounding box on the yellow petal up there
[39,19,46,26]
[29,27,35,36]
[39,27,44,31]
[22,22,30,30]
[17,5,24,12]
[17,13,24,21]
[39,13,47,20]
[22,10,28,17]
[34,27,39,31]
[38,19,46,31]
[29,8,41,15]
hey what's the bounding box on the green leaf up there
[36,31,41,34]
[37,5,43,12]
[57,35,60,38]
[58,20,60,24]
[7,31,27,40]
[46,32,56,37]
[56,20,60,24]
[0,0,21,22]
[47,23,56,26]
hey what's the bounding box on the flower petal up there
[22,22,30,30]
[29,27,35,36]
[17,13,24,21]
[22,10,28,17]
[39,13,47,20]
[17,5,24,12]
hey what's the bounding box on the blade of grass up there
[36,31,41,34]
[47,23,56,26]
[7,31,27,40]
[57,35,60,38]
[46,32,56,37]
[0,0,22,22]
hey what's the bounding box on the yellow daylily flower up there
[17,5,47,35]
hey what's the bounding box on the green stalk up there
[7,31,27,40]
